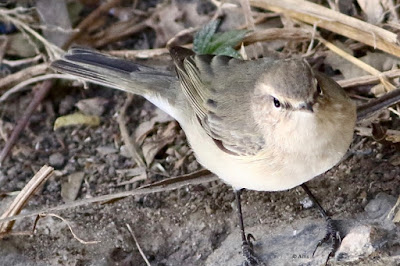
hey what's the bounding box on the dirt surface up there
[0,73,399,266]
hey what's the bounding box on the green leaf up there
[193,19,248,59]
[209,30,248,52]
[193,20,220,54]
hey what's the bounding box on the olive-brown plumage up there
[51,47,356,191]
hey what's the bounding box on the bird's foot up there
[313,218,341,265]
[241,234,263,266]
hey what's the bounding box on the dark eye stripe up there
[269,96,292,110]
[282,102,293,110]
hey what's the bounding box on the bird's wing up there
[169,47,266,156]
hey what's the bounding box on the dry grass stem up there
[318,37,396,91]
[0,165,54,236]
[140,169,212,189]
[388,107,400,117]
[240,0,263,57]
[62,0,121,49]
[166,27,198,48]
[2,55,42,67]
[357,88,400,121]
[242,28,312,45]
[318,38,381,76]
[117,94,146,167]
[0,80,53,165]
[387,196,400,223]
[38,213,100,244]
[250,0,400,57]
[0,171,217,225]
[126,224,151,266]
[0,7,63,59]
[338,69,400,88]
[0,63,48,91]
[91,17,150,48]
[0,73,76,103]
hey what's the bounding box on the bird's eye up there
[273,97,281,108]
[317,83,322,95]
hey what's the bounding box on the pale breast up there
[182,100,356,192]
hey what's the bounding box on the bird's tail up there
[51,48,177,100]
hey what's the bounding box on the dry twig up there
[91,16,150,48]
[0,165,54,236]
[0,80,53,165]
[0,170,217,225]
[126,224,151,266]
[241,28,312,46]
[338,69,400,88]
[0,63,48,91]
[317,37,396,91]
[357,88,400,121]
[2,54,42,67]
[38,213,100,244]
[63,0,122,49]
[250,0,400,57]
[240,0,263,57]
[0,73,76,103]
[117,94,146,167]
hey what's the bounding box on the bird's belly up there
[198,150,342,191]
[183,120,351,192]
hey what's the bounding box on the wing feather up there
[169,47,266,156]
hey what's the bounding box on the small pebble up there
[300,197,313,209]
[96,146,118,156]
[49,152,65,168]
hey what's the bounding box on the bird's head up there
[251,58,324,129]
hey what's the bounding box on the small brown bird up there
[51,47,357,265]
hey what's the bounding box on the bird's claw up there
[241,234,262,266]
[313,218,341,265]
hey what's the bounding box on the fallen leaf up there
[75,97,109,116]
[54,112,100,130]
[61,172,85,202]
[149,0,211,47]
[135,108,174,143]
[142,122,178,166]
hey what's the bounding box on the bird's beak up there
[299,102,314,113]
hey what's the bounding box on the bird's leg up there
[301,184,341,265]
[234,189,262,266]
